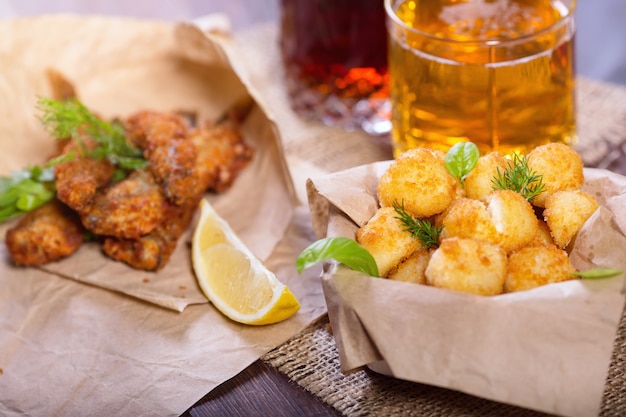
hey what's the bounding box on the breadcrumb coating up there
[356,207,424,277]
[425,237,507,296]
[505,244,577,292]
[464,152,509,202]
[527,143,584,207]
[387,248,431,284]
[377,148,456,218]
[543,190,599,248]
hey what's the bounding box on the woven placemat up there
[261,77,626,416]
[263,309,626,417]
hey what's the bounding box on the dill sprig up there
[37,97,146,171]
[491,153,546,202]
[392,200,442,248]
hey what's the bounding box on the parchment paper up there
[0,15,328,416]
[307,162,626,417]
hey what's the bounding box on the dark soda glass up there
[279,0,390,134]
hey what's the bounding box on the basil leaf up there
[296,237,379,277]
[572,268,624,279]
[444,141,479,185]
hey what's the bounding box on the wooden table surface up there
[183,360,341,416]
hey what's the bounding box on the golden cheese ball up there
[526,219,555,247]
[440,197,499,245]
[440,190,538,252]
[543,190,600,248]
[356,207,423,277]
[485,190,539,252]
[464,152,509,202]
[387,248,431,284]
[425,237,507,296]
[377,148,456,218]
[527,143,584,207]
[505,244,577,292]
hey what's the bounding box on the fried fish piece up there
[100,121,253,270]
[124,110,188,151]
[189,122,254,194]
[54,155,115,212]
[124,110,199,204]
[79,169,166,239]
[102,196,200,271]
[5,200,84,266]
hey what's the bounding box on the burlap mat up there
[260,76,626,416]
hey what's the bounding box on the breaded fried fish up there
[79,169,166,239]
[102,196,200,271]
[5,200,84,266]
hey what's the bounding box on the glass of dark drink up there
[279,0,390,135]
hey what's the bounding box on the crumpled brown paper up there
[307,161,626,417]
[0,14,296,311]
[0,14,328,417]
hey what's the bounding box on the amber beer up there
[279,0,390,135]
[386,0,577,157]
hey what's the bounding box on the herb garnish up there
[37,97,146,172]
[296,237,379,277]
[0,98,147,223]
[0,153,74,222]
[444,141,480,186]
[491,153,545,202]
[392,200,442,248]
[572,268,624,279]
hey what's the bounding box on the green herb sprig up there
[0,152,74,222]
[491,153,545,202]
[296,237,379,277]
[444,141,480,186]
[0,98,148,224]
[573,268,624,279]
[37,97,146,172]
[393,200,442,248]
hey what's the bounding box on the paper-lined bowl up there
[306,162,626,417]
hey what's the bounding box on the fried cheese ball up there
[526,219,555,247]
[377,148,456,218]
[387,248,431,284]
[356,207,424,277]
[543,190,599,248]
[485,190,539,252]
[464,152,509,202]
[440,197,498,244]
[527,143,584,207]
[441,190,538,252]
[425,237,507,296]
[504,244,577,292]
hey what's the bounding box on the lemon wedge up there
[192,199,300,325]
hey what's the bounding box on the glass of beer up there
[385,0,577,157]
[279,0,391,135]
